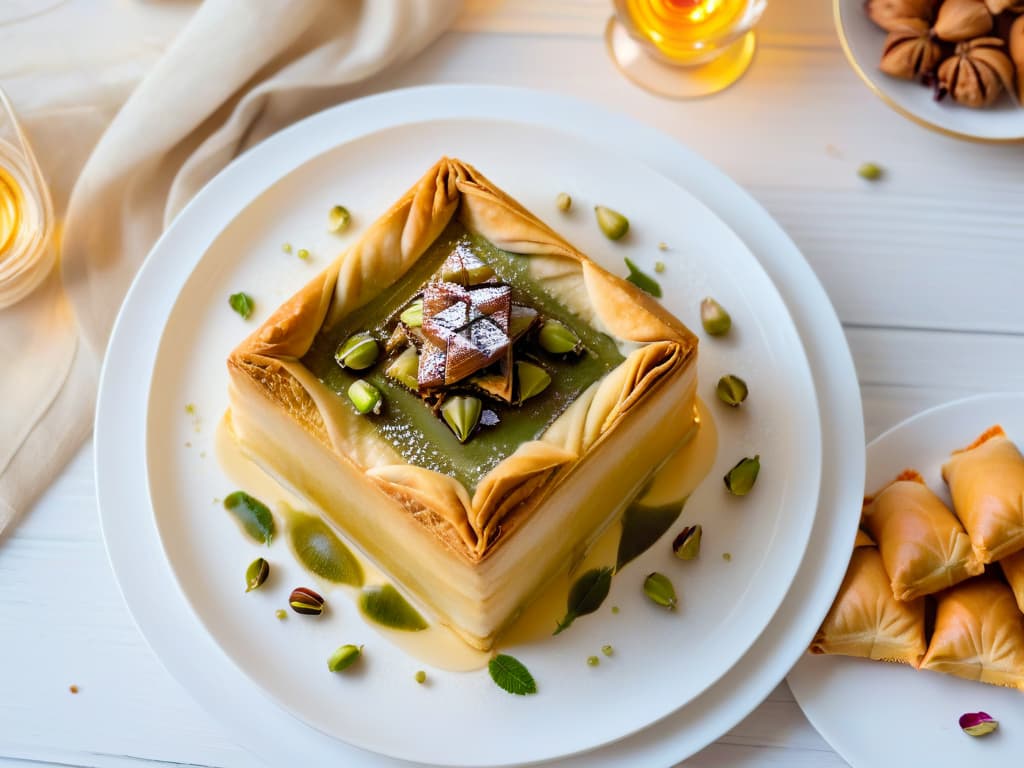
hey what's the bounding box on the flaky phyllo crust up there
[228,158,697,562]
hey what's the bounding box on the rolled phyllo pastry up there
[920,577,1024,690]
[1000,548,1024,615]
[861,470,982,601]
[943,426,1024,563]
[810,536,926,666]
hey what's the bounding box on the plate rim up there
[833,0,1024,146]
[787,391,1024,768]
[95,84,864,768]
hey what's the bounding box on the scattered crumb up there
[611,605,620,614]
[184,403,195,415]
[825,144,842,158]
[722,552,732,562]
[297,248,311,261]
[657,242,669,251]
[586,655,600,667]
[184,441,192,448]
[601,644,614,657]
[199,451,207,459]
[857,162,883,181]
[654,261,665,274]
[213,497,221,505]
[69,685,79,694]
[282,243,292,254]
[415,669,427,684]
[275,609,287,620]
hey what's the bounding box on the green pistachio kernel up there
[327,643,362,673]
[587,655,600,667]
[297,248,310,261]
[556,192,572,212]
[515,361,551,402]
[441,395,482,443]
[700,297,732,336]
[348,380,383,415]
[385,346,420,391]
[400,299,423,328]
[724,455,760,496]
[716,374,748,407]
[335,332,379,370]
[440,262,495,285]
[537,319,581,355]
[275,609,287,620]
[328,205,351,233]
[282,243,292,254]
[857,162,883,181]
[643,571,677,610]
[415,669,427,684]
[611,605,620,614]
[594,205,629,240]
[245,557,270,592]
[672,525,702,560]
[601,644,614,657]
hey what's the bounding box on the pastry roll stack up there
[812,426,1024,692]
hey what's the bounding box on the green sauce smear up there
[358,584,428,631]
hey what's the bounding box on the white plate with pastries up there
[789,391,1024,768]
[836,0,1024,142]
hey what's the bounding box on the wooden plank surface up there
[3,0,1023,766]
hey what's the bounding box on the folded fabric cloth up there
[0,0,459,537]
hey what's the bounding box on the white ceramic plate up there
[96,85,864,768]
[789,392,1024,768]
[835,0,1024,143]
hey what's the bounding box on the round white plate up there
[96,85,864,768]
[789,392,1024,768]
[835,0,1024,143]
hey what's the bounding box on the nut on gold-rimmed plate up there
[834,0,1024,144]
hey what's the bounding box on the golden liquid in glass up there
[0,164,23,255]
[620,0,750,61]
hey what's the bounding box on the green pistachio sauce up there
[302,221,624,490]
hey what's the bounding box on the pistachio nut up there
[858,162,884,181]
[327,643,362,673]
[537,319,581,355]
[347,380,383,415]
[245,557,270,592]
[724,455,761,496]
[594,205,629,240]
[289,586,325,616]
[556,192,572,212]
[400,299,424,328]
[441,395,482,443]
[958,711,998,737]
[516,361,552,402]
[328,205,351,233]
[672,525,702,560]
[335,332,379,370]
[716,374,749,407]
[385,346,420,391]
[933,0,992,42]
[938,37,1014,108]
[700,297,732,336]
[643,572,678,610]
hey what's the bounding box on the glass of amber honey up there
[606,0,767,99]
[0,88,54,308]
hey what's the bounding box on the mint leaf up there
[554,566,613,635]
[229,292,254,319]
[488,654,537,695]
[624,258,662,298]
[223,491,274,544]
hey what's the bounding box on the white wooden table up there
[3,1,1022,766]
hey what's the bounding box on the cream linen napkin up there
[0,0,459,537]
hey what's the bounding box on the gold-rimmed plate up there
[835,0,1024,144]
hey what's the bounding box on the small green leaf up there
[359,584,428,631]
[488,654,537,696]
[616,498,687,571]
[624,258,662,298]
[228,292,254,319]
[288,512,363,586]
[554,566,613,635]
[223,491,274,544]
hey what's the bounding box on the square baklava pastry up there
[227,158,698,650]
